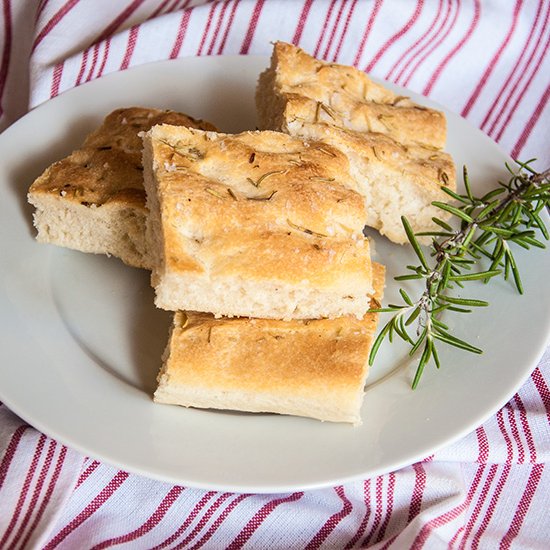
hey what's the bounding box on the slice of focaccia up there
[154,263,385,425]
[142,125,374,320]
[256,41,457,244]
[27,107,217,269]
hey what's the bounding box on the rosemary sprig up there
[369,160,550,388]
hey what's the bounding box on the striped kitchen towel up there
[0,1,549,548]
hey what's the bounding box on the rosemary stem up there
[370,163,550,388]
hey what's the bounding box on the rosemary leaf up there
[368,319,393,366]
[432,202,475,223]
[405,306,421,326]
[480,188,506,203]
[399,288,413,306]
[412,340,431,389]
[448,269,501,281]
[463,166,474,202]
[394,274,424,281]
[409,326,429,356]
[432,217,454,231]
[445,305,472,313]
[432,330,482,354]
[440,296,489,307]
[440,186,470,204]
[505,247,523,294]
[402,216,429,269]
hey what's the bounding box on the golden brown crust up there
[154,264,385,424]
[290,121,456,198]
[28,107,217,209]
[256,42,457,243]
[143,125,374,318]
[263,42,446,149]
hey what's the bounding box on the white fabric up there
[1,1,549,548]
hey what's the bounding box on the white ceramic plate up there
[1,56,549,493]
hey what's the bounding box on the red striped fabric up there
[239,0,264,54]
[500,464,545,549]
[169,8,192,58]
[17,445,69,550]
[196,0,217,55]
[364,0,423,72]
[4,437,54,548]
[344,480,371,548]
[206,0,230,55]
[176,492,233,547]
[400,0,457,87]
[90,486,184,549]
[31,0,80,53]
[42,471,130,549]
[407,462,426,522]
[513,394,538,463]
[0,435,47,547]
[321,0,347,59]
[331,0,358,62]
[373,472,396,543]
[94,0,147,44]
[36,0,50,21]
[0,426,29,492]
[305,487,352,548]
[422,0,481,94]
[0,0,12,118]
[0,1,549,548]
[226,492,304,549]
[481,0,547,135]
[150,0,174,19]
[292,0,314,44]
[188,493,250,548]
[492,2,550,142]
[511,82,550,160]
[461,0,524,118]
[149,490,217,549]
[76,459,100,488]
[313,0,337,58]
[216,0,240,54]
[120,25,139,70]
[385,0,445,82]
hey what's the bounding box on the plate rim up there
[1,54,549,493]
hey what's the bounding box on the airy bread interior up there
[29,192,149,268]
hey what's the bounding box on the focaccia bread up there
[256,42,457,244]
[154,263,385,425]
[286,121,455,244]
[27,107,217,269]
[142,124,374,320]
[257,41,447,149]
